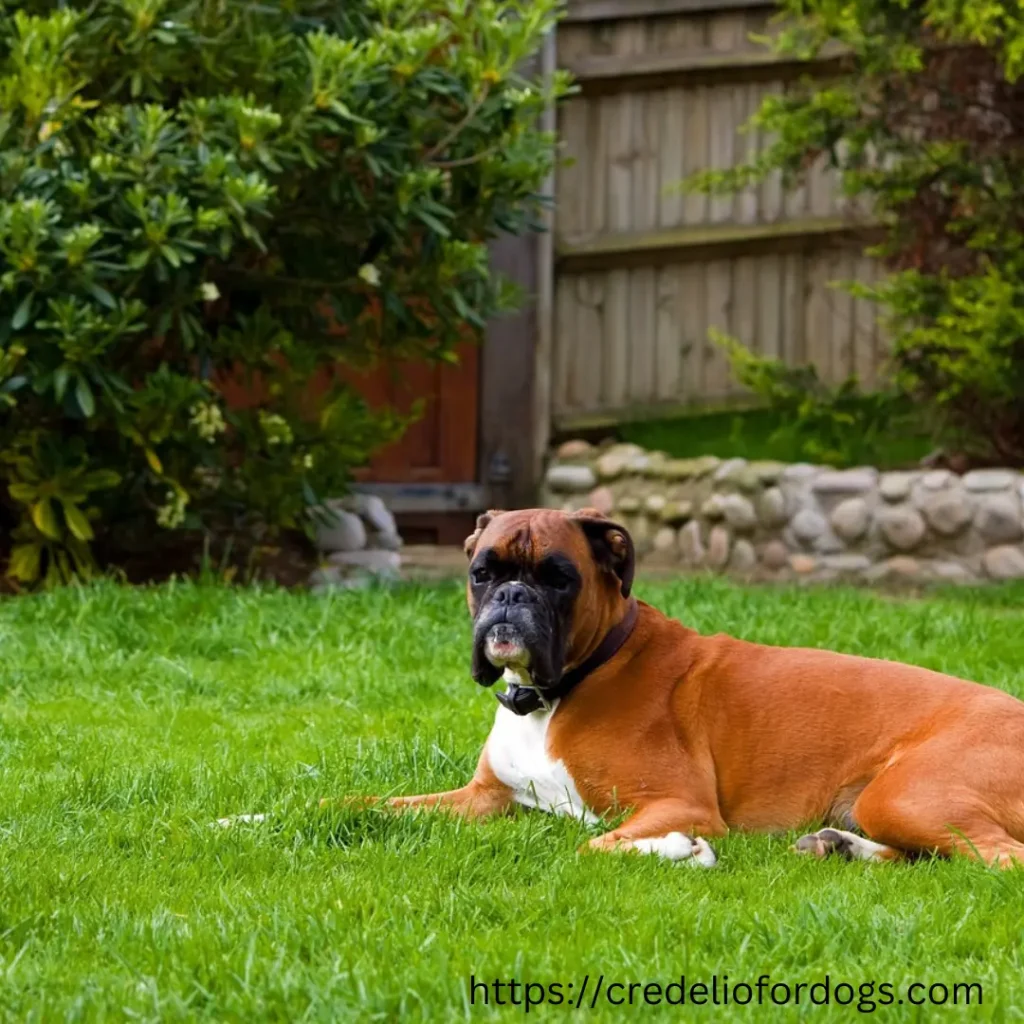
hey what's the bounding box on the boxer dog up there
[349,507,1024,868]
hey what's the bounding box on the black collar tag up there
[495,598,639,717]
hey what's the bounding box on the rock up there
[731,467,765,493]
[730,539,757,574]
[922,469,954,490]
[782,463,819,483]
[328,549,402,578]
[760,540,790,570]
[877,506,926,551]
[596,451,630,481]
[546,464,597,493]
[340,493,397,537]
[823,554,872,573]
[644,494,667,516]
[678,521,705,567]
[930,560,977,584]
[617,495,641,514]
[879,472,917,502]
[366,529,403,552]
[587,486,616,517]
[659,500,693,525]
[789,554,817,574]
[964,469,1017,492]
[713,457,748,484]
[864,556,921,584]
[791,508,828,544]
[748,460,786,485]
[555,439,594,461]
[628,454,652,475]
[652,526,678,556]
[692,455,722,478]
[720,493,757,532]
[756,487,789,527]
[974,494,1023,543]
[920,490,973,537]
[701,494,727,521]
[812,468,878,494]
[663,458,701,481]
[982,545,1024,580]
[830,498,870,542]
[707,525,731,569]
[314,508,367,553]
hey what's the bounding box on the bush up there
[0,0,569,586]
[688,0,1024,467]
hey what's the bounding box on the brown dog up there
[357,507,1024,868]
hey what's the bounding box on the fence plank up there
[655,265,683,400]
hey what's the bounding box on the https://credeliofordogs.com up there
[468,974,983,1013]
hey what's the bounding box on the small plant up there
[711,330,909,467]
[0,0,570,585]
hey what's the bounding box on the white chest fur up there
[486,700,598,824]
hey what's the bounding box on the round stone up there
[760,540,790,570]
[720,493,757,532]
[865,556,921,583]
[314,508,367,553]
[556,439,594,461]
[645,493,667,515]
[920,490,973,536]
[974,494,1023,543]
[791,508,828,543]
[789,554,817,574]
[812,468,878,494]
[782,463,820,483]
[596,452,629,481]
[823,554,872,573]
[879,472,917,502]
[587,485,616,517]
[830,498,870,542]
[756,487,788,527]
[678,520,705,567]
[982,545,1024,580]
[652,526,678,555]
[730,539,757,574]
[707,525,731,568]
[701,494,727,521]
[328,549,402,578]
[616,495,641,514]
[922,469,954,490]
[930,560,976,584]
[546,464,597,493]
[877,506,926,551]
[339,493,398,536]
[713,457,748,484]
[963,469,1017,492]
[659,500,693,525]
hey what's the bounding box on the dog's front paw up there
[584,830,717,867]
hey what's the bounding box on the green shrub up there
[687,0,1024,467]
[0,0,569,585]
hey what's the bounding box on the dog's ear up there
[464,510,505,559]
[574,510,635,598]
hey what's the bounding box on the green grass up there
[617,407,933,468]
[1,578,1023,1021]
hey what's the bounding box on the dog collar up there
[495,598,640,716]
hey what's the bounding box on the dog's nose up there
[494,582,536,606]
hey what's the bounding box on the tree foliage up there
[0,0,569,585]
[690,0,1024,466]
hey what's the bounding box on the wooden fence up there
[548,0,886,432]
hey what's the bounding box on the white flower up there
[189,402,226,442]
[358,263,380,287]
[200,282,220,302]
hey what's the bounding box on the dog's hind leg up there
[792,828,904,862]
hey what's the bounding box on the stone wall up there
[541,440,1024,585]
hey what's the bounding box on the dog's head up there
[463,507,635,689]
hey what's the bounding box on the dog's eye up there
[471,566,492,586]
[542,564,575,589]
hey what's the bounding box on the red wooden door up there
[349,343,479,484]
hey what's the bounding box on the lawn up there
[0,578,1022,1021]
